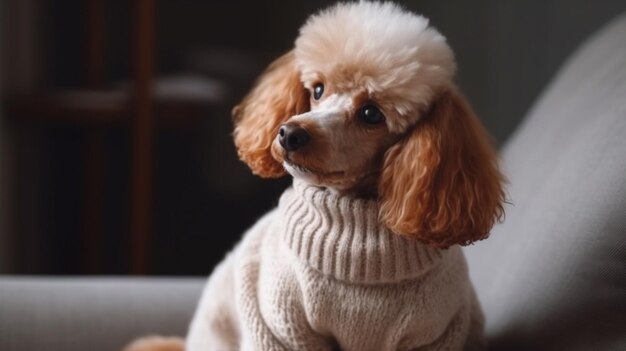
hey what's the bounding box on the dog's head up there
[233,2,505,247]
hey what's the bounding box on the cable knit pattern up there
[187,180,485,351]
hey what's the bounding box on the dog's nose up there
[279,124,310,151]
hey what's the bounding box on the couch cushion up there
[0,277,203,351]
[464,13,626,351]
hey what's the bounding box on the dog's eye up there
[358,105,385,124]
[313,83,324,100]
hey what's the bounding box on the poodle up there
[127,2,505,350]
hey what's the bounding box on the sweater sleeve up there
[186,209,279,351]
[186,248,240,351]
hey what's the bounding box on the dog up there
[125,2,505,350]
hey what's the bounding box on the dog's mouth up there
[285,160,313,174]
[283,159,344,178]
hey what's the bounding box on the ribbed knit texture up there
[187,180,485,351]
[282,180,447,284]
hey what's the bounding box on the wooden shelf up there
[5,88,222,128]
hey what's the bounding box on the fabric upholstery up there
[464,13,626,351]
[0,277,203,351]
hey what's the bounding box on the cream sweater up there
[187,180,485,351]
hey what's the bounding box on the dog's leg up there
[122,336,185,351]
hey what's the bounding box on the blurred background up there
[0,0,624,275]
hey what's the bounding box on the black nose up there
[279,124,310,151]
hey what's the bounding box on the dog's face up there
[269,75,399,191]
[269,2,457,191]
[233,2,505,247]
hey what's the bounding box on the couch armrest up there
[0,276,204,351]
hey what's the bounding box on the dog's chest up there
[253,231,468,351]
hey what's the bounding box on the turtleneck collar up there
[278,180,448,284]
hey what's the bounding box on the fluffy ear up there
[379,89,505,247]
[232,51,310,177]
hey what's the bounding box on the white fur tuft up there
[295,1,456,133]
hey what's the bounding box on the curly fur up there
[295,2,456,132]
[233,51,310,178]
[379,89,506,247]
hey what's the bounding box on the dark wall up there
[412,0,626,143]
[38,0,626,142]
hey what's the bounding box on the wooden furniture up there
[4,0,217,274]
[130,0,155,275]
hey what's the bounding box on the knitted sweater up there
[187,180,485,351]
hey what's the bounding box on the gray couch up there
[464,12,626,351]
[1,12,625,351]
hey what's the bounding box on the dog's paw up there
[122,335,185,351]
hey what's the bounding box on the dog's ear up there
[233,51,310,177]
[378,88,505,247]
